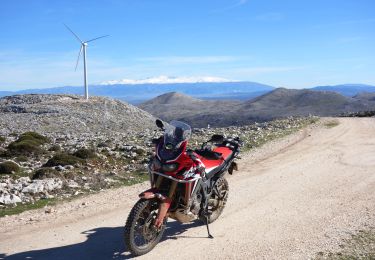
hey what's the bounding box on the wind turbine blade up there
[85,35,110,43]
[64,23,83,43]
[75,46,83,71]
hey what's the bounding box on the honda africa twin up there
[124,120,242,256]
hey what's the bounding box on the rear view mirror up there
[152,138,160,145]
[210,134,224,143]
[155,119,164,129]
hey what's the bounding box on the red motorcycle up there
[124,120,242,256]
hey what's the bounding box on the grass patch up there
[116,170,149,186]
[0,198,57,218]
[324,120,340,128]
[241,117,319,152]
[315,228,375,259]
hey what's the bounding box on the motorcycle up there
[124,119,242,256]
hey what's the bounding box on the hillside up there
[139,92,241,126]
[311,84,375,97]
[139,88,375,127]
[0,94,155,135]
[239,88,370,117]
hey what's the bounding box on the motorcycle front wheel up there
[124,199,166,256]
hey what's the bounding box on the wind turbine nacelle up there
[83,42,88,46]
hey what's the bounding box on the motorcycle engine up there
[190,193,202,215]
[170,193,202,223]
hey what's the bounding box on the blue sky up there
[0,0,374,90]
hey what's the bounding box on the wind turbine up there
[64,24,109,100]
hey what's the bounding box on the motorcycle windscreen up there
[163,120,191,146]
[158,120,191,161]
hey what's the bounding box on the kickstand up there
[205,215,214,239]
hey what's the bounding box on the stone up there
[65,165,74,170]
[67,180,79,188]
[22,181,44,194]
[0,193,22,205]
[43,178,63,191]
[55,165,65,171]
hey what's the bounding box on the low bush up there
[15,156,28,162]
[73,148,96,159]
[7,132,49,155]
[48,144,61,152]
[0,161,20,174]
[17,132,50,145]
[8,140,43,155]
[32,167,63,180]
[44,153,84,167]
[0,136,5,144]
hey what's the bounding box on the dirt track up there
[1,118,374,259]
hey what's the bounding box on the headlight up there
[162,163,179,172]
[152,158,162,170]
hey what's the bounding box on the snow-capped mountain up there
[100,75,236,85]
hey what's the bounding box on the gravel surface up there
[0,118,374,259]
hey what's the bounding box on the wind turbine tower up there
[64,24,109,100]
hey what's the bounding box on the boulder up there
[0,193,22,205]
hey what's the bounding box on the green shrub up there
[73,148,96,159]
[48,144,61,152]
[0,161,20,174]
[0,136,5,143]
[17,132,50,145]
[7,132,49,155]
[8,140,43,155]
[44,153,83,167]
[15,155,28,162]
[32,167,63,180]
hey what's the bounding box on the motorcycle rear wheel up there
[124,199,166,256]
[206,177,229,223]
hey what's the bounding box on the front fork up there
[139,176,178,228]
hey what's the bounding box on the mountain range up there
[1,80,375,104]
[0,81,274,104]
[139,88,375,127]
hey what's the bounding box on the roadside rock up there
[0,193,22,205]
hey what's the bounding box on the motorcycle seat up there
[197,146,234,175]
[194,149,222,160]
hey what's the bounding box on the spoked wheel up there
[124,199,166,256]
[206,177,229,223]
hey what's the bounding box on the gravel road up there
[1,118,374,259]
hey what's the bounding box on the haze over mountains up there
[139,88,375,127]
[0,77,274,104]
[1,77,374,104]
